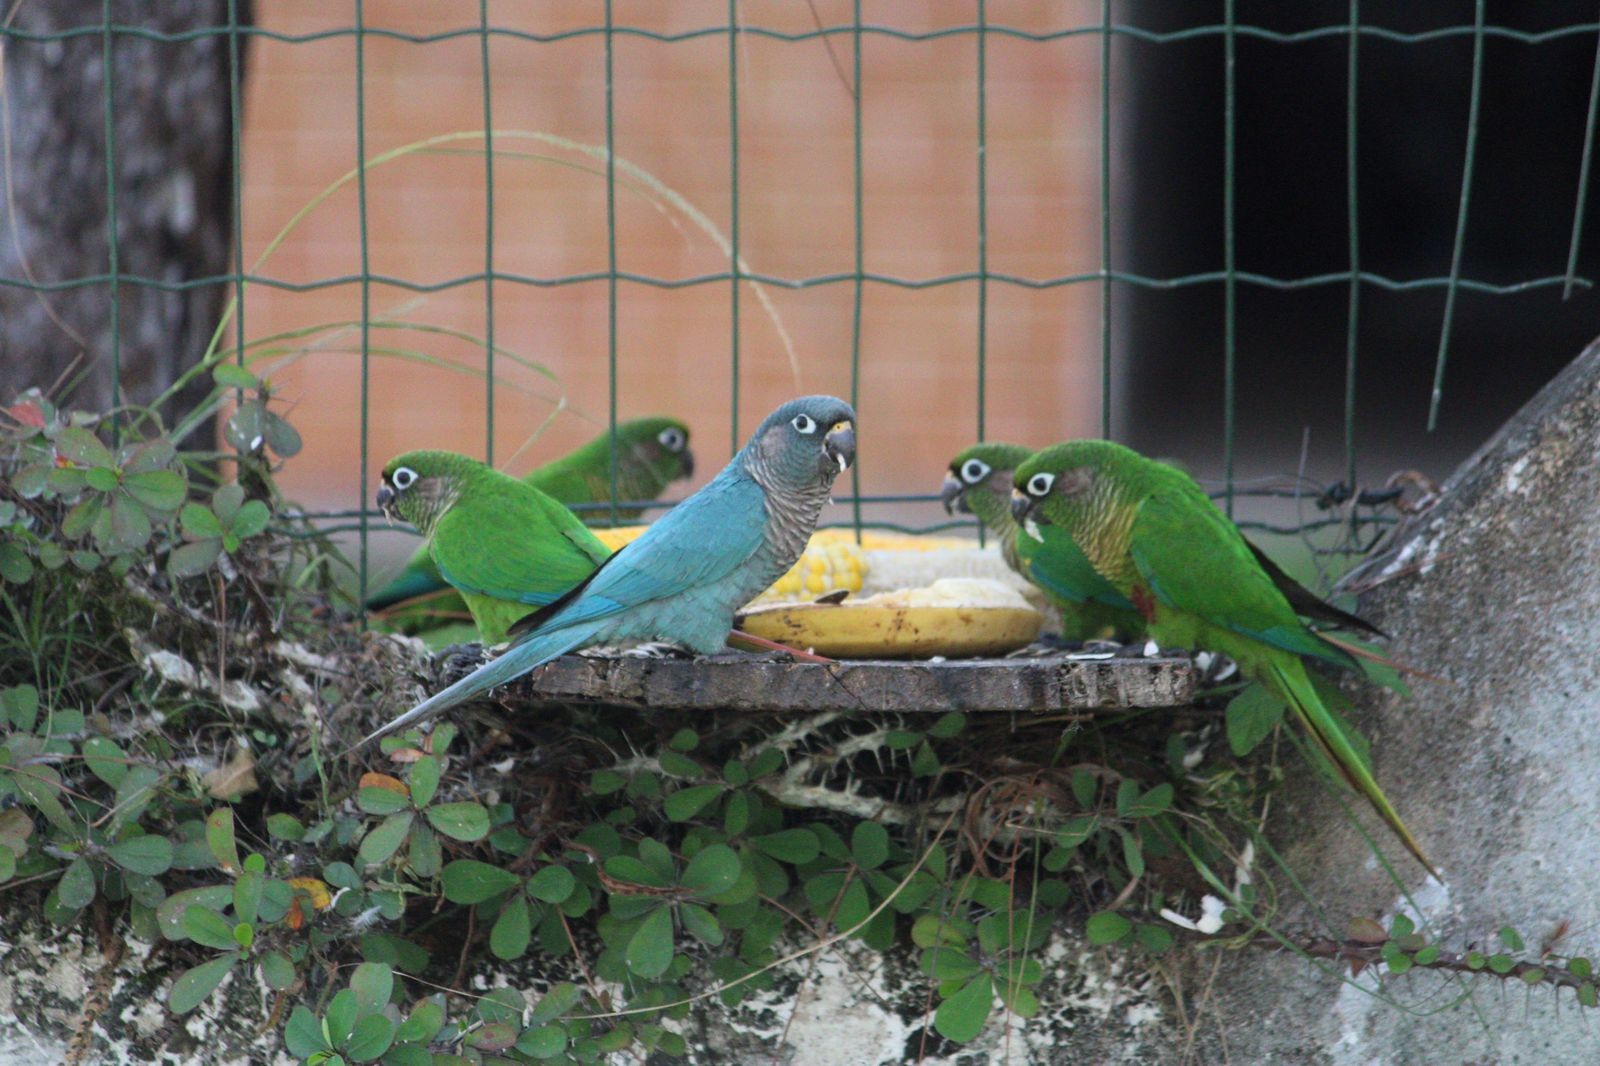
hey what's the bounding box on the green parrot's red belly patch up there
[1130,584,1159,623]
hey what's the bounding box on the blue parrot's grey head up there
[741,395,856,492]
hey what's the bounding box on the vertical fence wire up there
[227,0,245,384]
[479,0,495,466]
[99,0,120,440]
[354,1,372,607]
[848,0,865,543]
[1564,7,1600,301]
[1099,0,1114,439]
[1344,0,1361,488]
[1221,0,1238,515]
[975,0,989,449]
[1428,0,1487,433]
[728,1,742,457]
[604,0,620,525]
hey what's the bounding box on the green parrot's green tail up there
[1268,656,1437,877]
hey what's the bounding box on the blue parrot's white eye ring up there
[658,427,686,452]
[961,458,990,485]
[391,467,417,491]
[1025,472,1054,498]
[791,414,817,434]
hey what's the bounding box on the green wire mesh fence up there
[2,3,1597,603]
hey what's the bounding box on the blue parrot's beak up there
[1009,487,1034,523]
[823,421,855,475]
[940,473,968,515]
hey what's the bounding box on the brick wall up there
[241,0,1104,520]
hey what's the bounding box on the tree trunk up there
[0,0,248,433]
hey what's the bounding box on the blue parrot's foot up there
[726,629,833,664]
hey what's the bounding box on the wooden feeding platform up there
[492,649,1199,715]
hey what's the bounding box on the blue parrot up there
[359,396,857,748]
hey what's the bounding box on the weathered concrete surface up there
[0,907,1167,1065]
[1191,339,1600,1062]
[0,913,291,1066]
[695,937,1169,1065]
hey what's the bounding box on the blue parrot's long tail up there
[357,622,598,749]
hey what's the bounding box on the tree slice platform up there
[493,650,1197,714]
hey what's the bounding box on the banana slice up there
[740,578,1042,659]
[593,527,1044,656]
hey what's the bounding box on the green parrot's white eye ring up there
[791,414,817,435]
[1025,472,1055,497]
[391,466,418,491]
[960,458,990,485]
[658,427,686,452]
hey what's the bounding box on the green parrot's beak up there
[1009,487,1034,523]
[679,449,695,479]
[823,421,855,474]
[376,484,398,525]
[940,473,967,516]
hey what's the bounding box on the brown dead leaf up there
[203,747,259,800]
[285,877,332,931]
[359,771,409,796]
[1347,916,1389,944]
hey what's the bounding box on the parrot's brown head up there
[377,450,474,535]
[1010,440,1135,539]
[942,442,1034,519]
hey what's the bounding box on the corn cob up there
[589,526,1034,606]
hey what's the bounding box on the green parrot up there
[1010,439,1433,875]
[943,442,1385,646]
[942,442,1146,641]
[367,417,692,617]
[375,450,613,645]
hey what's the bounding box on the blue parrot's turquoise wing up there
[516,472,768,634]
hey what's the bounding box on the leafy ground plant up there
[4,373,1598,1063]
